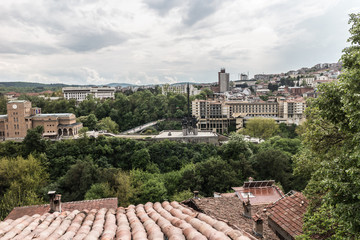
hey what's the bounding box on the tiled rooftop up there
[266,192,308,238]
[187,197,279,240]
[0,201,251,240]
[5,198,118,221]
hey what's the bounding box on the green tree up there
[58,158,100,201]
[296,13,360,239]
[130,148,151,169]
[0,95,7,114]
[183,157,242,196]
[251,149,292,192]
[241,117,279,139]
[78,114,98,130]
[85,182,114,200]
[96,117,119,133]
[22,125,47,156]
[0,155,48,219]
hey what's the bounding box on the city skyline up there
[0,0,358,85]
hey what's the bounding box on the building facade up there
[192,98,306,133]
[218,68,230,93]
[161,84,200,96]
[0,100,82,141]
[62,87,115,102]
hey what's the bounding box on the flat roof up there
[232,180,284,205]
[32,113,74,118]
[154,130,218,139]
[0,115,7,119]
[9,100,28,103]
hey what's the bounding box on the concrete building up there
[62,86,115,102]
[218,68,230,93]
[279,98,306,125]
[161,83,200,96]
[192,99,279,133]
[192,98,306,133]
[0,100,82,141]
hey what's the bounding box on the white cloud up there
[0,0,356,84]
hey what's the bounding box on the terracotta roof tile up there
[186,197,279,240]
[0,200,252,240]
[5,198,118,220]
[266,192,308,238]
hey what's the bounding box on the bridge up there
[120,119,165,135]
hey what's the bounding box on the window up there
[241,192,255,198]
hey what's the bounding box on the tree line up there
[0,126,303,220]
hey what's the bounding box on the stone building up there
[0,100,82,141]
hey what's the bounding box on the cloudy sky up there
[0,0,359,85]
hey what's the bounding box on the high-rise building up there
[218,68,229,93]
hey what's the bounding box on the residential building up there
[232,180,284,205]
[266,192,308,240]
[218,68,230,93]
[0,100,82,141]
[1,193,253,240]
[192,99,280,133]
[161,83,200,96]
[279,98,306,125]
[62,86,115,102]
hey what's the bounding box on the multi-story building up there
[218,68,230,93]
[161,84,200,96]
[62,87,115,102]
[279,98,306,125]
[192,98,306,133]
[0,100,82,141]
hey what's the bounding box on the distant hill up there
[170,82,199,86]
[0,82,71,88]
[105,83,137,87]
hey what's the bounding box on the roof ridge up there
[11,197,118,210]
[62,197,118,204]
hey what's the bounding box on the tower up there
[218,68,229,93]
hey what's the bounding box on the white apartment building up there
[62,87,115,102]
[299,77,315,87]
[161,84,200,96]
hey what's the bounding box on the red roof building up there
[0,200,252,240]
[5,198,118,221]
[232,180,284,205]
[266,192,308,240]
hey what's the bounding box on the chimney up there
[248,177,254,182]
[252,214,263,237]
[193,191,199,199]
[48,191,62,213]
[243,197,252,218]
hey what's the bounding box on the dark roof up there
[266,192,308,238]
[0,201,252,240]
[232,181,284,205]
[5,198,118,220]
[185,197,279,240]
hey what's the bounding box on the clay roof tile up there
[0,199,252,240]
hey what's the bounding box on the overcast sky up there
[0,0,359,85]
